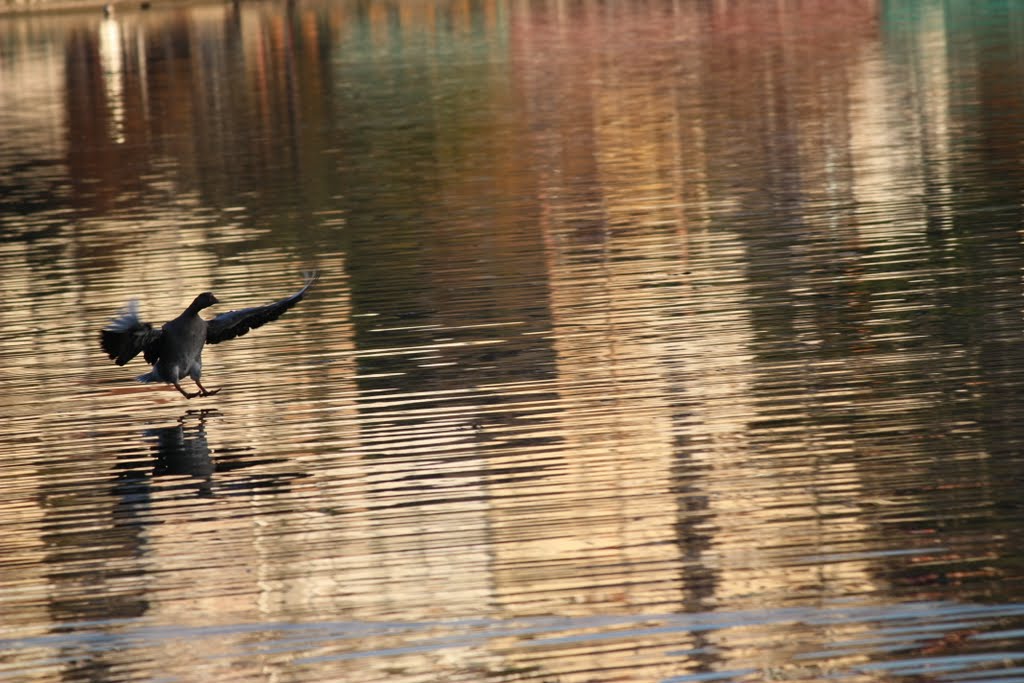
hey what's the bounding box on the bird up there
[100,272,319,399]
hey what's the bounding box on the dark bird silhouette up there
[101,272,318,399]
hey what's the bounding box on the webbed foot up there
[174,382,201,399]
[193,380,221,398]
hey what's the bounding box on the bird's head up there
[191,292,220,311]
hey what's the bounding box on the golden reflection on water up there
[519,6,883,678]
[3,0,1024,682]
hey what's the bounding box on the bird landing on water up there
[100,272,319,399]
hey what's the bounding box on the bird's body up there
[101,273,317,399]
[134,292,218,397]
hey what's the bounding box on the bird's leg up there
[174,382,201,399]
[193,379,221,397]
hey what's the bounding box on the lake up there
[2,0,1024,681]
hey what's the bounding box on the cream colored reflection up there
[0,38,78,682]
[98,16,125,144]
[493,5,691,679]
[0,463,56,683]
[0,28,64,170]
[850,7,952,248]
[504,2,883,680]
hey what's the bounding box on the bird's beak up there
[210,294,220,305]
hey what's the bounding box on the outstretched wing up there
[205,272,319,345]
[100,299,163,366]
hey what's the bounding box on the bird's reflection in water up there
[140,409,300,498]
[147,409,219,485]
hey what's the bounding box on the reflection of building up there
[501,0,885,678]
[483,7,699,680]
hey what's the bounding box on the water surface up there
[3,1,1024,681]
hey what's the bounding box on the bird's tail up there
[136,367,162,384]
[101,300,152,366]
[106,299,141,331]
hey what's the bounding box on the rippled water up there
[3,0,1024,681]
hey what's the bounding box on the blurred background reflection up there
[2,0,1024,681]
